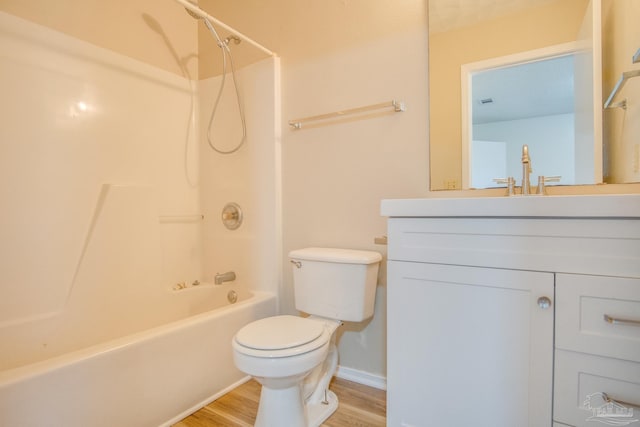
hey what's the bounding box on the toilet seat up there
[233,315,331,358]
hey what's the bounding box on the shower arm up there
[173,0,277,57]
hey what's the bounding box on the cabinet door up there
[387,261,554,427]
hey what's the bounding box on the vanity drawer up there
[556,273,640,363]
[554,350,640,427]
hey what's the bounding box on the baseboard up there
[335,365,386,391]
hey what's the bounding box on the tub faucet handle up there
[214,271,236,285]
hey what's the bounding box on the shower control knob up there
[221,202,243,230]
[537,296,551,309]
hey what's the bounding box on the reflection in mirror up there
[429,0,640,190]
[429,0,594,190]
[465,49,586,189]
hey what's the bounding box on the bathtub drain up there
[227,290,238,304]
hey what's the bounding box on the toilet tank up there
[289,247,382,322]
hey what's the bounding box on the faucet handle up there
[493,177,516,196]
[521,144,530,163]
[536,175,561,195]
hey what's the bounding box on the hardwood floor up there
[173,377,386,427]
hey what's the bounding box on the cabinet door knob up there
[537,296,552,309]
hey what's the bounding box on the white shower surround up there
[0,10,281,425]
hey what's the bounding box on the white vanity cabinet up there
[382,195,640,427]
[387,261,554,426]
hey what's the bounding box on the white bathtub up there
[0,288,277,427]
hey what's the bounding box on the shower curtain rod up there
[173,0,277,57]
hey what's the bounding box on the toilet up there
[232,247,382,427]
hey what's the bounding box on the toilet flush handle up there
[290,260,302,268]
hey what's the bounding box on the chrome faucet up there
[521,145,532,195]
[214,271,236,285]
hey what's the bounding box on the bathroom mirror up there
[428,0,640,190]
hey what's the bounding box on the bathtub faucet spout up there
[214,271,236,285]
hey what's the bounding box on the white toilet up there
[232,247,382,427]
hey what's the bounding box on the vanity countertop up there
[381,194,640,218]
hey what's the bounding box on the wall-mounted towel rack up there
[289,100,405,130]
[604,69,640,109]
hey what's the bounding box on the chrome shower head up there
[184,2,205,19]
[183,3,241,50]
[185,8,201,19]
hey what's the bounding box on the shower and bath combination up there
[184,2,246,154]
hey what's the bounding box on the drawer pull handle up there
[602,392,640,409]
[603,314,640,327]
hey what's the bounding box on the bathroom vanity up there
[382,195,640,427]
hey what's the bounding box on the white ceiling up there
[472,54,575,124]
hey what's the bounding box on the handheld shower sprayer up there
[183,3,240,48]
[183,2,247,154]
[183,6,202,20]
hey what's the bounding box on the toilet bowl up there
[232,247,382,427]
[232,315,340,427]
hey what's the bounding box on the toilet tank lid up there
[289,247,382,264]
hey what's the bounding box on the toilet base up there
[307,390,338,427]
[253,386,338,427]
[254,383,306,427]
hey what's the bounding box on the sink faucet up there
[214,271,236,285]
[521,145,532,195]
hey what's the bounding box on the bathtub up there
[0,287,277,427]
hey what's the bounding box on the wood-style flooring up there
[173,377,386,427]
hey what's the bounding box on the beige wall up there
[202,0,429,379]
[281,25,429,378]
[429,0,589,190]
[0,0,198,78]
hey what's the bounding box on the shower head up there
[183,2,205,19]
[185,8,202,19]
[186,7,242,48]
[183,3,225,48]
